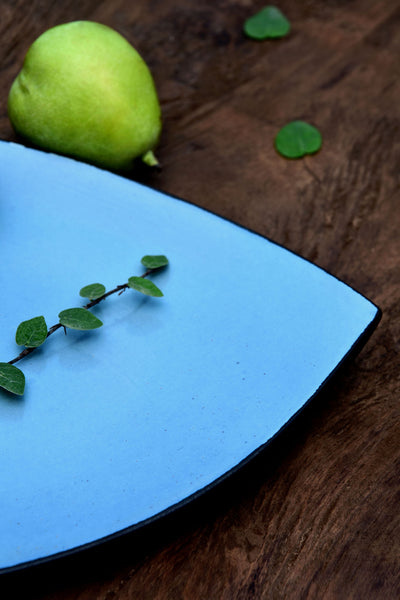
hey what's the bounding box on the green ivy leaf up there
[244,6,290,40]
[128,276,164,297]
[141,255,169,269]
[275,121,322,158]
[59,308,103,330]
[15,316,48,348]
[79,283,106,300]
[0,363,25,396]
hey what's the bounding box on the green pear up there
[8,21,161,171]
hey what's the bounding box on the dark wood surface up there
[1,1,399,598]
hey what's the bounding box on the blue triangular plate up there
[0,141,380,573]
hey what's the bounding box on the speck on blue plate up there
[0,141,380,573]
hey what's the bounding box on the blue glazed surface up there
[0,142,379,571]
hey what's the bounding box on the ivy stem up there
[8,268,155,366]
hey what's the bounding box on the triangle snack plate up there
[0,141,380,573]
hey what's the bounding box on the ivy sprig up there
[0,255,169,397]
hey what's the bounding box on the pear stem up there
[142,149,159,167]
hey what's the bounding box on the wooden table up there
[1,1,399,597]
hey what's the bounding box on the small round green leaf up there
[59,308,103,330]
[15,316,48,348]
[141,255,169,270]
[0,363,25,396]
[128,277,163,297]
[275,121,322,158]
[79,283,106,300]
[244,6,290,40]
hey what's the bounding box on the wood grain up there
[1,1,399,598]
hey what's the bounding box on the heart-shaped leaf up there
[275,120,322,158]
[141,255,169,269]
[15,315,48,348]
[128,276,163,297]
[59,308,103,330]
[79,283,106,300]
[0,363,25,396]
[244,6,290,40]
